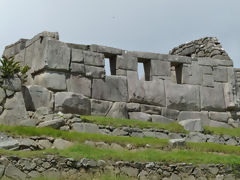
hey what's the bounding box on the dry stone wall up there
[2,31,240,129]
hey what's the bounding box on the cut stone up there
[169,138,186,147]
[129,112,151,122]
[106,102,128,119]
[91,99,113,116]
[67,76,91,97]
[72,123,100,134]
[151,115,175,124]
[179,119,203,132]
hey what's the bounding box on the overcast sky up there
[1,0,240,68]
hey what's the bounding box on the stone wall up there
[169,37,231,60]
[2,31,240,129]
[0,155,237,180]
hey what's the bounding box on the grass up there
[1,143,240,165]
[0,125,169,148]
[204,126,240,137]
[82,115,187,133]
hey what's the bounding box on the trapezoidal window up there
[137,58,151,81]
[171,62,183,84]
[104,54,116,76]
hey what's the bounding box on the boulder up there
[106,102,128,119]
[72,123,100,134]
[165,81,200,111]
[209,120,232,128]
[178,111,210,126]
[0,92,29,126]
[5,164,27,180]
[34,72,67,91]
[209,111,231,123]
[0,132,19,150]
[53,139,73,150]
[67,76,91,97]
[91,99,113,116]
[3,77,22,92]
[38,118,65,129]
[169,138,186,147]
[129,112,151,122]
[22,85,54,111]
[92,76,128,102]
[179,119,203,132]
[55,92,91,115]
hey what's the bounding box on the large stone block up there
[72,49,84,63]
[129,112,151,122]
[91,99,113,116]
[90,44,123,55]
[92,76,128,102]
[3,39,27,58]
[116,54,137,71]
[200,84,226,111]
[140,104,162,115]
[179,119,203,132]
[151,115,175,124]
[209,111,231,123]
[22,85,54,111]
[85,65,105,79]
[165,81,200,111]
[3,77,22,92]
[178,111,209,126]
[0,92,28,125]
[127,71,166,106]
[83,51,104,67]
[161,108,179,120]
[151,60,171,76]
[213,67,228,82]
[202,74,214,87]
[70,63,85,74]
[34,72,66,91]
[55,92,91,115]
[46,40,71,71]
[209,120,232,128]
[106,102,128,119]
[67,76,91,97]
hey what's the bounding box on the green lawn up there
[82,115,187,133]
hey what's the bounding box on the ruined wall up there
[2,31,240,129]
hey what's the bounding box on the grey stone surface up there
[151,115,175,124]
[213,67,228,82]
[126,103,141,112]
[179,119,203,132]
[83,51,104,67]
[107,102,128,119]
[85,65,105,78]
[209,120,232,128]
[67,76,91,97]
[71,48,84,63]
[178,111,210,126]
[151,60,171,76]
[70,63,85,73]
[209,111,231,123]
[91,99,113,116]
[0,92,28,126]
[55,92,91,115]
[0,133,19,150]
[129,112,151,122]
[46,40,71,71]
[72,123,100,134]
[90,44,123,55]
[3,77,22,92]
[116,54,137,71]
[169,138,186,147]
[53,138,73,150]
[92,76,128,102]
[140,104,162,115]
[200,84,226,111]
[38,118,65,129]
[22,85,54,111]
[0,88,6,104]
[161,108,179,120]
[165,81,200,111]
[202,74,214,87]
[127,71,166,106]
[34,72,67,91]
[5,164,27,180]
[3,39,27,58]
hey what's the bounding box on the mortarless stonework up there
[2,31,240,129]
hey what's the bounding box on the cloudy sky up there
[1,0,240,69]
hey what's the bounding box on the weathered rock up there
[5,164,27,180]
[106,102,128,119]
[53,139,73,150]
[209,120,232,128]
[178,111,210,126]
[3,77,22,92]
[0,88,6,104]
[179,119,203,132]
[169,138,186,147]
[38,139,52,149]
[129,112,151,122]
[161,108,180,120]
[209,111,231,123]
[34,72,67,91]
[151,115,175,124]
[85,65,105,78]
[0,133,19,150]
[38,118,65,129]
[22,85,54,111]
[70,63,85,73]
[91,99,113,116]
[72,123,100,134]
[121,166,139,177]
[140,104,162,115]
[165,82,200,111]
[111,128,128,136]
[126,103,141,112]
[55,92,91,115]
[83,51,104,67]
[116,53,137,71]
[71,49,84,63]
[0,92,28,125]
[92,76,128,102]
[67,76,91,97]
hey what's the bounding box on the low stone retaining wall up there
[0,155,237,180]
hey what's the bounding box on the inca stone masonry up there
[2,31,240,128]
